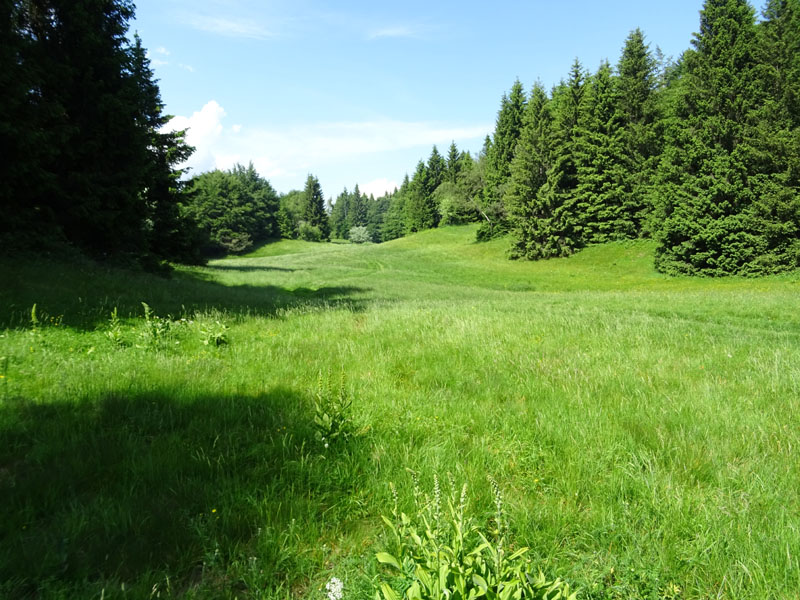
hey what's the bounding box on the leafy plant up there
[376,474,577,600]
[313,369,352,450]
[105,307,126,347]
[199,319,229,347]
[140,302,171,347]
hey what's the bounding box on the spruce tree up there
[404,160,438,232]
[446,141,461,183]
[351,184,368,228]
[617,28,659,235]
[517,60,586,258]
[506,83,554,258]
[574,61,632,242]
[329,188,350,239]
[427,146,447,192]
[653,0,798,275]
[302,174,331,241]
[478,80,527,239]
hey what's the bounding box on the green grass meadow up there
[1,225,799,599]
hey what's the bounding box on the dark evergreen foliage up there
[574,61,632,242]
[0,0,198,265]
[653,0,799,275]
[301,174,331,242]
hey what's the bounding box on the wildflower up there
[325,577,344,600]
[212,508,217,513]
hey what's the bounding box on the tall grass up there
[1,225,798,599]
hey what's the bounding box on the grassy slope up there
[1,225,799,599]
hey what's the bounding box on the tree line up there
[3,0,797,276]
[391,0,800,276]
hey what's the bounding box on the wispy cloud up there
[185,14,273,40]
[367,25,419,40]
[155,46,170,56]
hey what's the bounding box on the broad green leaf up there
[406,581,423,600]
[376,552,402,571]
[381,583,401,600]
[472,573,489,593]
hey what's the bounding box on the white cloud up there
[164,100,490,191]
[150,58,169,67]
[165,100,227,173]
[185,14,272,39]
[155,46,170,56]
[178,63,195,72]
[361,178,399,198]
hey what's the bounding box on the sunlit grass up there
[1,225,798,599]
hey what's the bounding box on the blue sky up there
[131,0,706,199]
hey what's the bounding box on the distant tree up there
[427,145,447,192]
[301,174,331,241]
[330,187,351,238]
[185,164,280,255]
[446,141,461,183]
[382,175,409,241]
[350,184,368,228]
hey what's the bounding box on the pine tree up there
[404,161,438,232]
[302,174,331,241]
[446,141,461,183]
[350,184,368,228]
[329,187,350,239]
[427,145,446,192]
[506,83,554,258]
[617,28,659,235]
[653,0,798,275]
[382,175,409,241]
[517,60,586,258]
[574,61,632,242]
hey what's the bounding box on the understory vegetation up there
[1,225,798,599]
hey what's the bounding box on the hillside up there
[1,228,799,599]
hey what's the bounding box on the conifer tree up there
[302,174,331,241]
[506,83,554,258]
[382,175,409,241]
[404,161,438,231]
[574,61,632,242]
[329,188,350,239]
[446,141,461,183]
[478,80,527,239]
[517,60,587,258]
[653,0,798,275]
[351,184,368,228]
[617,28,660,234]
[427,146,447,192]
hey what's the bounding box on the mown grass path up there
[1,226,798,599]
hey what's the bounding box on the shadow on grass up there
[204,265,300,273]
[0,257,373,330]
[0,388,372,598]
